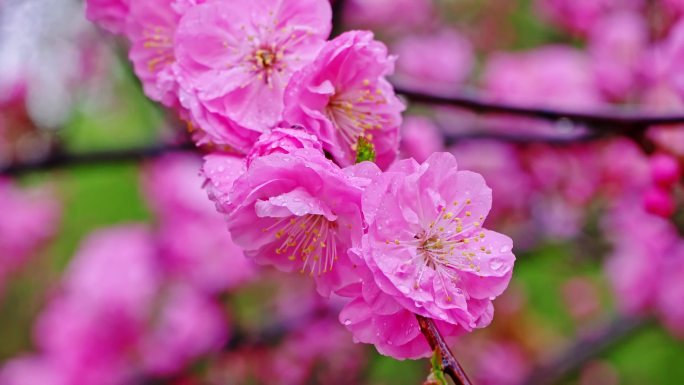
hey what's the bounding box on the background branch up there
[520,316,650,385]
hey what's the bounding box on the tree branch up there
[0,141,194,176]
[416,314,473,385]
[520,316,650,385]
[396,87,684,132]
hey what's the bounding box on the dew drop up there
[489,259,504,271]
[499,245,511,253]
[343,319,352,326]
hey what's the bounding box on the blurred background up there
[1,0,684,384]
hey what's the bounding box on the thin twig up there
[520,316,650,385]
[396,87,684,132]
[416,314,473,385]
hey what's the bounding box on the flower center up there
[248,45,285,86]
[143,25,175,72]
[325,79,389,156]
[265,214,340,277]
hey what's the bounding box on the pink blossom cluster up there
[0,155,260,384]
[84,0,518,359]
[603,202,684,337]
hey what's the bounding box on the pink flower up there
[246,125,323,167]
[650,153,681,189]
[126,0,202,107]
[399,116,444,163]
[474,342,531,385]
[141,285,228,375]
[226,148,377,296]
[85,0,130,34]
[0,356,66,385]
[0,178,60,286]
[656,243,684,338]
[603,203,678,314]
[343,0,434,34]
[392,29,474,93]
[338,260,461,359]
[144,154,256,293]
[35,226,161,384]
[359,152,515,330]
[283,31,404,169]
[202,152,248,215]
[174,0,332,152]
[482,46,602,110]
[589,11,648,101]
[535,0,636,35]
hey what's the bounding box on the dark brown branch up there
[417,314,474,385]
[396,87,684,132]
[520,316,650,385]
[0,141,195,176]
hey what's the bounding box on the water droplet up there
[499,245,511,253]
[489,259,504,271]
[343,319,352,326]
[218,166,225,172]
[468,322,476,328]
[488,296,495,301]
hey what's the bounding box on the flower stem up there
[416,314,474,385]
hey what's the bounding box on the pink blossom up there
[338,258,462,359]
[656,243,684,338]
[85,0,130,34]
[35,226,160,384]
[589,11,648,101]
[343,0,434,34]
[174,0,332,152]
[0,178,60,286]
[643,185,676,218]
[226,148,375,296]
[284,30,403,169]
[535,0,637,35]
[650,153,681,189]
[0,356,66,385]
[474,342,531,385]
[399,116,445,163]
[202,152,247,215]
[482,46,602,110]
[141,285,228,376]
[246,125,323,168]
[126,0,199,107]
[392,29,474,93]
[603,203,678,314]
[359,152,515,330]
[144,154,255,293]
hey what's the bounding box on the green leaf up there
[355,136,376,163]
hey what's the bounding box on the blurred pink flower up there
[656,243,684,338]
[474,342,531,385]
[604,203,678,314]
[343,0,434,34]
[359,152,515,330]
[85,0,130,34]
[174,0,331,152]
[400,116,445,163]
[589,11,648,101]
[392,29,474,93]
[0,356,66,385]
[226,148,375,296]
[141,284,228,376]
[0,178,60,287]
[35,226,160,384]
[144,154,255,293]
[482,46,602,110]
[283,30,403,169]
[536,0,637,35]
[649,153,681,189]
